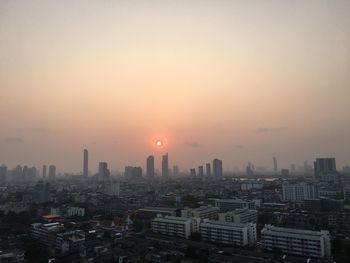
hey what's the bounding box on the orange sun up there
[155,140,163,147]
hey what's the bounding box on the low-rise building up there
[261,224,331,259]
[151,215,197,239]
[181,206,219,220]
[208,198,256,211]
[218,209,258,224]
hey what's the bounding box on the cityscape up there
[1,1,350,263]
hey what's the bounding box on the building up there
[344,187,350,201]
[209,198,256,211]
[48,165,56,181]
[282,182,319,202]
[31,222,65,247]
[261,224,331,259]
[98,162,110,180]
[241,180,264,191]
[146,155,155,179]
[0,165,7,183]
[162,153,169,178]
[200,220,256,247]
[173,165,179,177]
[213,159,223,180]
[219,209,258,224]
[33,182,50,203]
[124,166,142,180]
[181,206,219,220]
[104,181,120,197]
[198,166,204,178]
[314,158,336,176]
[151,215,194,239]
[67,207,85,217]
[83,149,88,178]
[190,168,196,177]
[42,165,47,180]
[206,163,211,177]
[273,157,278,173]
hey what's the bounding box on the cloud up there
[256,127,287,133]
[4,137,23,143]
[184,141,201,148]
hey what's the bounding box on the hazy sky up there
[1,0,349,173]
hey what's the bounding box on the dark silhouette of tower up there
[162,153,169,178]
[273,157,278,173]
[213,158,222,179]
[83,149,88,178]
[147,155,155,179]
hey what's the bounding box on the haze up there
[1,0,349,173]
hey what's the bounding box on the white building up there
[282,182,319,202]
[218,209,258,224]
[261,224,331,259]
[241,180,264,191]
[200,220,256,247]
[151,215,198,239]
[209,198,256,211]
[181,206,219,220]
[67,207,85,217]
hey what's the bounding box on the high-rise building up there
[48,165,56,181]
[83,149,88,178]
[198,166,204,178]
[42,165,47,180]
[190,168,196,177]
[98,162,110,180]
[162,153,169,178]
[273,157,278,173]
[0,165,7,184]
[314,158,337,175]
[33,182,50,203]
[206,163,211,177]
[213,158,223,179]
[124,166,142,180]
[146,155,155,179]
[173,165,179,177]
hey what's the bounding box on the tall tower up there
[162,153,169,178]
[146,155,155,179]
[273,157,278,173]
[99,162,110,180]
[42,165,47,180]
[206,163,211,177]
[48,165,56,181]
[83,149,88,178]
[213,158,223,180]
[198,166,204,178]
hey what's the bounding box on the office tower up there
[0,165,7,184]
[213,158,223,179]
[12,165,23,182]
[198,166,204,178]
[124,166,142,180]
[282,182,319,202]
[173,165,179,177]
[162,153,169,178]
[273,157,278,173]
[146,155,155,179]
[48,165,56,181]
[33,181,50,203]
[261,225,331,259]
[42,165,47,180]
[206,163,211,177]
[83,149,88,178]
[314,158,337,175]
[98,162,110,180]
[190,168,196,177]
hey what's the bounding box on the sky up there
[0,0,349,174]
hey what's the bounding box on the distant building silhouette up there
[42,165,47,180]
[83,149,88,178]
[125,166,142,180]
[146,155,155,179]
[213,159,223,179]
[206,163,211,177]
[98,162,110,179]
[190,168,196,177]
[48,165,56,181]
[173,165,179,177]
[162,153,169,178]
[314,158,337,176]
[198,166,204,178]
[273,157,278,173]
[0,165,7,183]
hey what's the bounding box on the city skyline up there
[1,1,350,172]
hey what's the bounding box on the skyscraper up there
[162,153,169,178]
[83,149,88,178]
[42,165,47,180]
[213,158,223,179]
[147,155,155,179]
[0,165,7,184]
[99,162,110,180]
[198,165,204,178]
[48,165,56,181]
[273,157,278,173]
[206,163,211,177]
[314,158,337,176]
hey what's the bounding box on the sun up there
[155,140,163,147]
